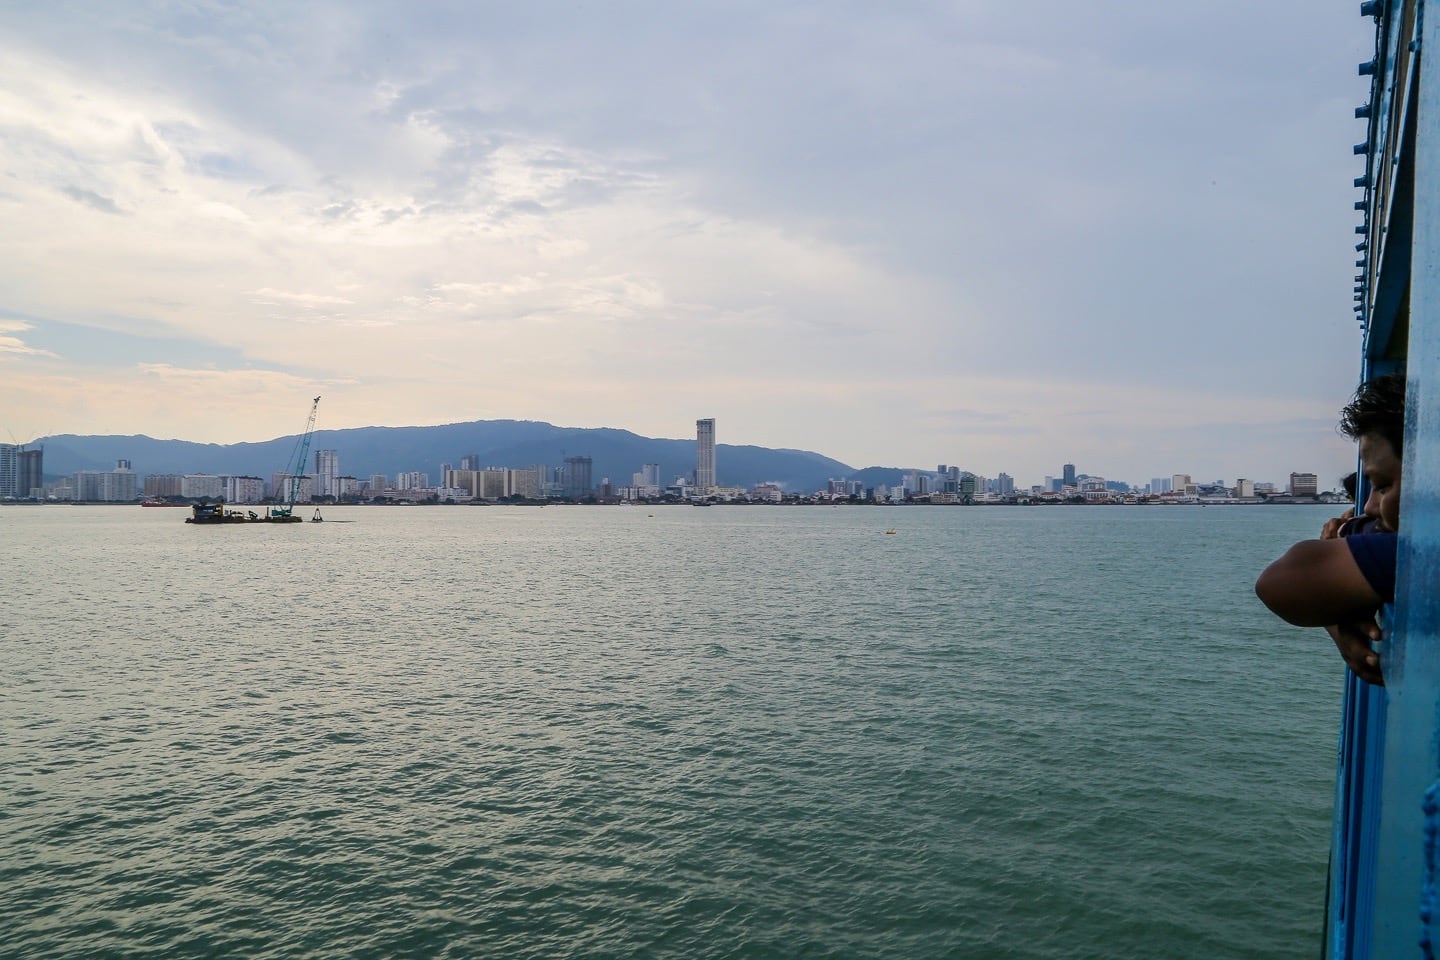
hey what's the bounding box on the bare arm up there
[1255,538,1383,627]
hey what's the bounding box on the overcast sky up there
[0,2,1375,486]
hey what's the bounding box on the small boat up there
[885,529,896,535]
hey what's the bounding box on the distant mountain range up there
[34,419,911,493]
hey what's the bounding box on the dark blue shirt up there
[1347,532,1399,603]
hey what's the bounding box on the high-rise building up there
[315,450,339,497]
[72,460,137,502]
[225,476,266,503]
[182,474,224,500]
[18,448,42,498]
[145,474,184,498]
[478,469,506,499]
[562,456,593,499]
[1151,477,1172,494]
[1289,472,1319,497]
[505,468,541,499]
[0,443,17,498]
[696,418,716,493]
[272,472,317,501]
[1062,463,1077,487]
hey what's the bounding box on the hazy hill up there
[36,419,874,493]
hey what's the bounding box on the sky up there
[0,1,1376,487]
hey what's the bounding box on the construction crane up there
[271,396,321,519]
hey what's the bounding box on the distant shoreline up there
[1,498,1345,508]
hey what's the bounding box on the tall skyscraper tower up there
[18,448,43,499]
[315,450,339,497]
[562,456,593,499]
[0,444,18,498]
[1062,463,1076,487]
[695,418,716,492]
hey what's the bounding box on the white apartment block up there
[225,476,266,503]
[182,474,224,500]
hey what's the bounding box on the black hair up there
[1342,471,1358,500]
[1339,373,1406,457]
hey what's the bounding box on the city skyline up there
[0,431,1340,502]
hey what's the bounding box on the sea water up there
[1,504,1343,959]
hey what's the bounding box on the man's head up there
[1340,374,1406,532]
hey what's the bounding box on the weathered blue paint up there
[1331,1,1440,956]
[1373,9,1440,935]
[1329,675,1387,958]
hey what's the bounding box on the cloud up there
[59,186,124,215]
[249,288,356,307]
[0,319,59,358]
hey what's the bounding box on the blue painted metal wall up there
[1331,1,1440,956]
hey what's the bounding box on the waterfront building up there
[959,473,980,499]
[1288,472,1319,497]
[144,474,184,498]
[443,468,476,496]
[478,469,506,500]
[696,418,716,493]
[993,473,1015,496]
[395,471,428,491]
[1062,463,1076,487]
[561,456,593,499]
[1080,477,1109,502]
[0,443,17,497]
[272,472,316,502]
[369,473,387,491]
[315,450,339,497]
[72,461,137,502]
[18,448,42,499]
[1151,477,1173,494]
[506,467,541,499]
[1235,478,1255,498]
[182,474,224,500]
[1171,474,1192,494]
[224,476,265,504]
[752,482,783,502]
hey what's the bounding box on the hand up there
[1326,619,1384,685]
[1321,509,1354,540]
